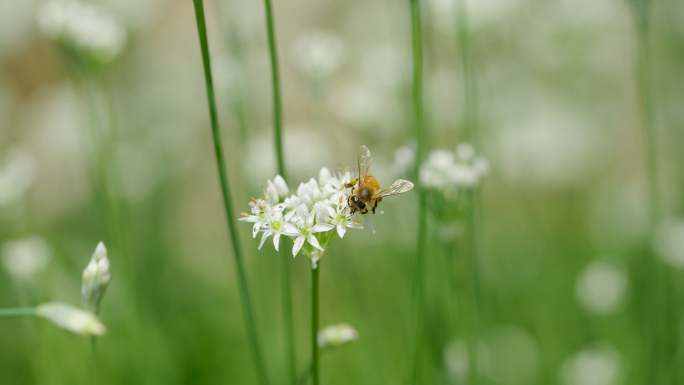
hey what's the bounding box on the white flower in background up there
[37,0,126,62]
[393,145,415,177]
[653,218,684,269]
[481,325,540,385]
[1,237,51,281]
[575,258,628,315]
[318,323,359,350]
[420,143,489,190]
[82,242,111,314]
[240,169,365,259]
[36,302,106,336]
[293,31,344,80]
[0,147,35,207]
[560,343,624,385]
[444,340,469,384]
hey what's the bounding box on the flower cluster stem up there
[408,0,427,383]
[90,336,99,385]
[311,262,320,385]
[0,307,37,317]
[192,2,269,385]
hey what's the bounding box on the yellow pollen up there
[258,203,264,210]
[326,219,332,222]
[350,177,357,185]
[251,197,258,205]
[338,196,343,204]
[353,221,361,225]
[240,213,249,217]
[264,192,269,201]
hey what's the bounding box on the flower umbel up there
[239,169,363,260]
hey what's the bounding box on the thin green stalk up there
[90,337,99,385]
[261,0,295,380]
[263,0,286,179]
[409,0,427,383]
[311,262,320,385]
[192,2,269,385]
[455,1,482,383]
[630,2,670,382]
[0,307,37,317]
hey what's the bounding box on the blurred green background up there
[1,0,684,384]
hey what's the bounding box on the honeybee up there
[346,145,414,215]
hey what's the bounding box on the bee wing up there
[358,145,373,185]
[376,179,414,198]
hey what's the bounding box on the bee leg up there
[371,200,378,214]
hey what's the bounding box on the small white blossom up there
[82,242,111,314]
[36,302,106,336]
[318,323,359,350]
[290,204,334,257]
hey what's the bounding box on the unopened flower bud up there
[273,175,289,197]
[82,241,111,314]
[318,323,359,350]
[36,302,106,336]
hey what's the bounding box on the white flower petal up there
[337,225,347,238]
[311,223,334,233]
[308,234,324,251]
[274,175,289,196]
[273,233,282,251]
[252,222,262,238]
[281,223,299,235]
[258,232,273,250]
[293,237,305,257]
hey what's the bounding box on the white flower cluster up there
[239,168,363,259]
[420,143,489,190]
[37,0,126,62]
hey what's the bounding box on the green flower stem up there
[0,307,37,317]
[90,336,99,385]
[311,261,320,385]
[409,0,427,383]
[263,0,286,180]
[261,0,295,380]
[456,1,482,382]
[630,2,670,381]
[192,2,269,385]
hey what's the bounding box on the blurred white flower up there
[420,143,488,190]
[293,31,344,80]
[575,258,628,315]
[481,325,540,385]
[444,339,469,384]
[37,0,126,62]
[393,145,415,177]
[318,323,359,350]
[82,242,111,314]
[36,302,106,337]
[560,343,624,385]
[0,147,35,207]
[653,218,684,269]
[1,236,51,281]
